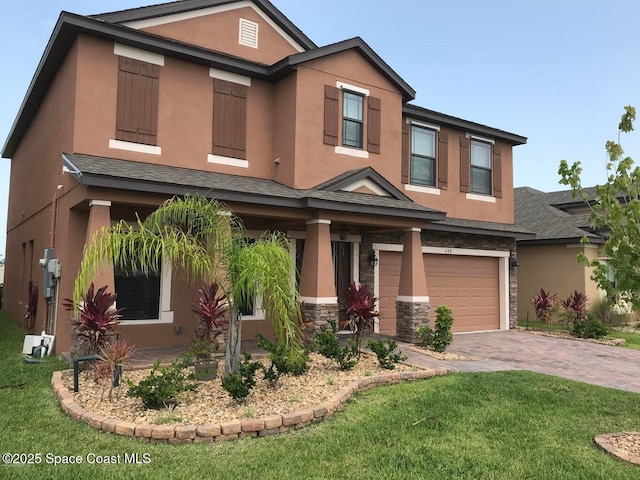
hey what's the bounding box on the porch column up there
[85,200,114,292]
[396,227,430,343]
[299,219,338,331]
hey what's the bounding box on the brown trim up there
[212,79,247,159]
[493,144,502,198]
[367,96,381,154]
[401,122,410,184]
[115,56,160,145]
[437,131,448,189]
[323,85,339,146]
[459,137,470,193]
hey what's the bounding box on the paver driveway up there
[400,330,640,393]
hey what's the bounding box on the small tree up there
[559,106,640,310]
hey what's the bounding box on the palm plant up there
[72,194,304,375]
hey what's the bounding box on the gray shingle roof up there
[62,153,445,221]
[514,186,604,244]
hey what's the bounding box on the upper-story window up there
[402,121,448,191]
[323,83,381,157]
[460,135,502,198]
[410,125,436,187]
[115,56,161,146]
[342,91,364,149]
[470,140,492,195]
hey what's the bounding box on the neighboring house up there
[515,186,606,321]
[2,0,528,355]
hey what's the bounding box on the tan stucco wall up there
[141,6,300,66]
[517,244,602,321]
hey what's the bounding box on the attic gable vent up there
[239,18,259,48]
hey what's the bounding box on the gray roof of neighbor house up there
[62,153,446,221]
[514,186,604,245]
[2,0,526,157]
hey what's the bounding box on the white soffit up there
[122,1,305,52]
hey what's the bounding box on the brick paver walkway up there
[397,330,640,393]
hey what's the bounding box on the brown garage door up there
[378,252,500,334]
[425,254,500,332]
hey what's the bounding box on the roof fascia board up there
[305,198,445,221]
[516,237,604,246]
[403,104,527,146]
[271,38,416,101]
[92,0,316,50]
[424,222,535,239]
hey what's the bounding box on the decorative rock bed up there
[51,367,448,444]
[594,432,640,466]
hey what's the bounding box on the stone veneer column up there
[396,227,430,343]
[299,219,338,331]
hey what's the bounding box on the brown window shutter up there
[367,96,381,154]
[493,144,502,198]
[323,85,339,146]
[437,131,448,189]
[116,57,159,145]
[401,122,410,184]
[212,79,247,159]
[460,137,471,193]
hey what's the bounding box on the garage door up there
[378,252,500,334]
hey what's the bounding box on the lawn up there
[1,311,640,479]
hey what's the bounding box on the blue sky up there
[2,0,640,259]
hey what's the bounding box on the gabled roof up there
[91,0,317,50]
[403,104,527,146]
[514,186,604,245]
[312,166,412,201]
[271,37,415,102]
[62,153,446,222]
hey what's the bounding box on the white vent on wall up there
[239,18,258,48]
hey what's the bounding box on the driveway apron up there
[398,330,640,393]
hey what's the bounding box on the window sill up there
[405,184,441,195]
[335,146,369,159]
[119,311,174,325]
[109,139,161,155]
[207,154,249,168]
[466,193,496,203]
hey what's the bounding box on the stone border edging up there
[52,367,449,444]
[594,432,640,466]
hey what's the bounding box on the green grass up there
[2,310,640,479]
[608,329,640,351]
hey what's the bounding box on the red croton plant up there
[191,282,229,360]
[341,281,380,346]
[64,283,122,355]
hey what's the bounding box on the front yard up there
[1,311,640,479]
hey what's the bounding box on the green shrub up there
[590,297,628,327]
[126,358,198,409]
[417,305,454,353]
[0,283,3,309]
[312,321,359,371]
[367,339,407,369]
[256,333,310,385]
[571,314,608,339]
[221,353,262,400]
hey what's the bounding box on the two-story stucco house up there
[2,0,528,355]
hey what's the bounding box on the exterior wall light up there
[338,225,350,241]
[510,258,519,270]
[368,251,378,267]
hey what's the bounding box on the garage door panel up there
[378,251,500,335]
[426,255,499,333]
